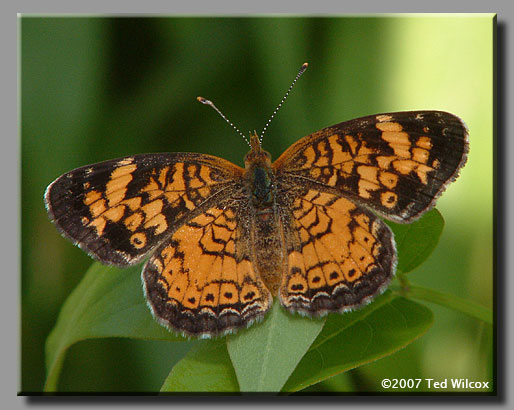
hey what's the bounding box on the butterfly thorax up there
[243,133,284,295]
[244,133,275,209]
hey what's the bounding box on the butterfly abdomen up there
[249,204,284,297]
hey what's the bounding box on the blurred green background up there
[21,16,494,392]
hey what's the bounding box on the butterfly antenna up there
[259,62,309,143]
[197,96,251,147]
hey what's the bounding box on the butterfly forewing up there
[45,153,243,266]
[273,111,469,223]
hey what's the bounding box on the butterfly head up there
[244,132,272,169]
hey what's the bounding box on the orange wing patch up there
[143,205,272,337]
[279,189,396,315]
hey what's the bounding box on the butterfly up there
[44,64,468,338]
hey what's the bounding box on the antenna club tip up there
[197,96,213,106]
[302,62,309,68]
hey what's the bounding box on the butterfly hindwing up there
[278,188,396,315]
[143,203,273,337]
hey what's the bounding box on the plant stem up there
[394,281,493,325]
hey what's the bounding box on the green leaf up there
[160,339,239,392]
[44,262,185,392]
[308,291,395,351]
[386,208,445,274]
[283,296,434,392]
[226,300,325,392]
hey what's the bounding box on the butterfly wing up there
[45,153,243,266]
[275,110,468,315]
[143,201,273,337]
[277,188,395,315]
[273,111,468,223]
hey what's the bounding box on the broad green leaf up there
[226,300,325,392]
[387,208,445,274]
[159,293,391,393]
[310,291,395,350]
[283,296,434,392]
[45,262,185,391]
[160,339,239,392]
